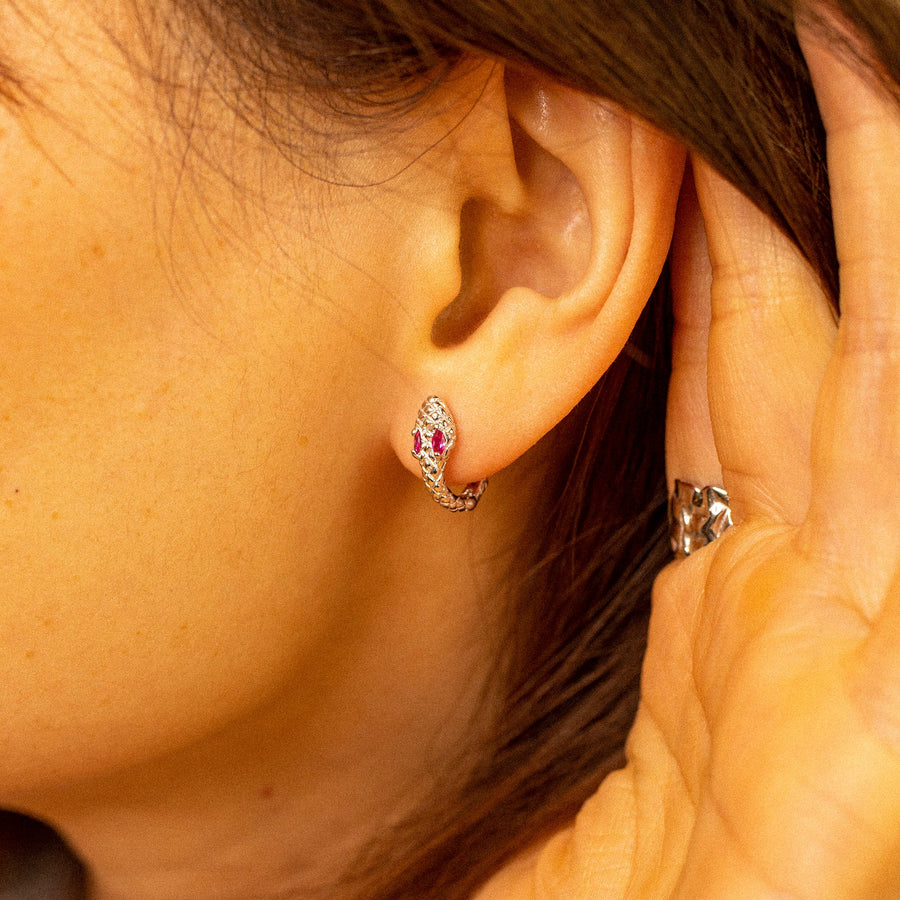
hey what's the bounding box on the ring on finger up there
[668,479,733,559]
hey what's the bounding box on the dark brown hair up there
[4,1,900,897]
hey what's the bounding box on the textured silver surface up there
[669,479,733,558]
[412,396,487,512]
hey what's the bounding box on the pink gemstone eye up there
[413,430,422,454]
[431,430,446,455]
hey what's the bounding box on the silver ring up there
[669,479,733,558]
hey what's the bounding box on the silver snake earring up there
[412,396,487,511]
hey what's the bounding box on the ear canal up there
[431,83,593,347]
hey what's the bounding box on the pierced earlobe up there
[412,396,488,511]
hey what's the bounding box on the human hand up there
[654,16,900,898]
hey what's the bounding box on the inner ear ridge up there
[431,118,592,349]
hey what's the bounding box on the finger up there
[667,166,723,493]
[798,20,900,600]
[692,160,836,525]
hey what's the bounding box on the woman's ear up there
[389,67,685,486]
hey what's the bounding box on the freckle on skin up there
[91,243,105,258]
[259,786,274,799]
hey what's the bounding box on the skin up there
[0,0,685,896]
[0,0,684,884]
[5,0,899,898]
[0,2,529,896]
[477,15,900,900]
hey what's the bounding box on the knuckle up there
[837,314,900,359]
[709,280,808,324]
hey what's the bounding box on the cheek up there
[0,105,347,797]
[0,55,407,799]
[0,333,336,799]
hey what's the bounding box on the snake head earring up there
[412,396,488,511]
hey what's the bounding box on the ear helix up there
[411,396,488,511]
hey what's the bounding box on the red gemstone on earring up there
[413,431,422,454]
[431,430,446,455]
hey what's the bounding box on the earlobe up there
[390,68,685,493]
